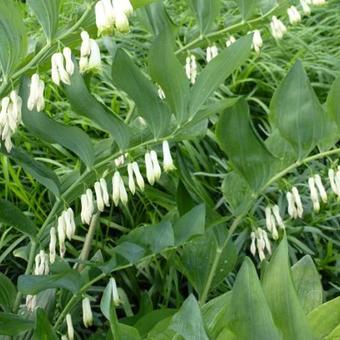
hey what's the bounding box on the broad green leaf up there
[169,295,209,340]
[326,323,340,339]
[33,308,58,340]
[291,255,323,314]
[229,258,281,340]
[112,49,171,137]
[18,270,82,295]
[189,35,252,116]
[120,221,174,254]
[202,292,232,339]
[139,1,175,36]
[188,0,220,33]
[131,0,158,8]
[178,225,237,298]
[135,309,177,337]
[21,77,94,168]
[270,60,325,159]
[0,312,34,336]
[117,324,141,340]
[8,147,60,197]
[308,297,340,338]
[114,242,145,265]
[0,1,27,76]
[64,66,130,150]
[262,236,314,339]
[237,0,258,20]
[216,98,278,191]
[0,273,17,312]
[149,30,189,124]
[27,0,60,41]
[216,328,237,340]
[173,204,206,245]
[326,74,340,132]
[0,199,37,238]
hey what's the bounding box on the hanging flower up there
[185,55,197,84]
[206,45,218,63]
[287,6,302,24]
[300,0,311,15]
[270,16,287,40]
[252,30,263,55]
[79,31,102,73]
[66,314,74,340]
[82,297,93,328]
[162,141,175,172]
[226,36,236,47]
[81,189,94,225]
[27,73,45,112]
[51,52,73,86]
[94,178,110,212]
[132,162,145,191]
[308,177,320,212]
[49,227,57,264]
[109,277,120,306]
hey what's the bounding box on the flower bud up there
[300,0,311,15]
[127,163,136,195]
[57,215,66,258]
[250,232,256,256]
[272,205,285,229]
[287,6,301,24]
[150,150,161,181]
[145,152,155,185]
[63,47,75,76]
[80,31,91,57]
[114,9,129,33]
[162,141,175,172]
[95,181,105,212]
[292,186,303,218]
[49,227,57,263]
[314,174,327,203]
[252,30,263,55]
[226,36,236,47]
[119,175,128,205]
[82,297,93,328]
[66,314,74,340]
[132,162,145,191]
[100,178,110,207]
[112,171,121,206]
[109,277,120,306]
[270,16,287,40]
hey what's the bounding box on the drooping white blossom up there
[66,314,74,340]
[251,228,272,261]
[206,45,218,63]
[49,227,57,263]
[25,294,37,312]
[150,150,161,181]
[292,186,303,218]
[145,152,155,185]
[157,86,166,100]
[252,30,263,55]
[272,205,285,230]
[308,177,320,212]
[270,16,287,40]
[64,208,76,240]
[162,141,175,172]
[63,47,75,76]
[34,250,49,275]
[132,162,145,191]
[185,55,197,84]
[314,174,327,203]
[114,154,126,167]
[80,31,102,73]
[329,168,339,195]
[287,6,302,24]
[57,215,66,258]
[27,73,45,112]
[81,189,94,225]
[226,36,236,47]
[300,0,311,15]
[82,297,93,328]
[51,52,71,86]
[109,277,120,306]
[112,171,128,205]
[127,163,136,195]
[312,0,326,5]
[250,232,256,256]
[286,187,303,219]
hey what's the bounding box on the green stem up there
[175,3,284,55]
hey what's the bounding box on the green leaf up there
[8,148,60,197]
[173,204,206,245]
[112,49,171,137]
[0,0,27,76]
[120,221,174,254]
[0,273,17,312]
[178,225,237,298]
[270,60,325,159]
[237,0,258,20]
[202,292,232,339]
[64,66,130,150]
[189,35,252,116]
[0,312,34,336]
[130,0,157,8]
[262,236,314,339]
[229,258,281,339]
[170,295,209,340]
[307,297,340,338]
[326,74,340,132]
[291,255,323,314]
[0,199,38,238]
[27,0,60,41]
[216,98,278,191]
[188,0,220,34]
[33,308,58,340]
[149,30,189,124]
[21,77,94,168]
[18,270,82,295]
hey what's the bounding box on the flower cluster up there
[51,48,75,86]
[27,73,45,112]
[79,31,102,73]
[185,55,198,84]
[0,91,22,152]
[206,45,218,63]
[250,229,272,261]
[95,0,133,35]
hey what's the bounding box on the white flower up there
[80,32,102,73]
[256,234,266,261]
[272,205,285,230]
[81,189,94,225]
[80,31,91,57]
[63,208,76,240]
[286,192,297,218]
[226,36,236,47]
[261,229,272,255]
[250,232,256,256]
[82,297,93,328]
[34,250,49,275]
[309,177,320,212]
[132,162,145,191]
[300,0,311,15]
[145,152,155,185]
[113,7,129,33]
[150,150,161,181]
[206,45,218,63]
[265,206,274,232]
[25,295,37,312]
[119,174,128,205]
[335,168,340,196]
[314,174,327,203]
[127,163,136,195]
[57,215,66,258]
[49,227,57,264]
[270,16,287,40]
[51,53,70,86]
[287,6,301,25]
[312,0,326,5]
[185,55,197,84]
[162,141,175,172]
[95,0,115,36]
[63,47,75,76]
[112,171,121,206]
[114,154,126,167]
[158,86,166,100]
[292,186,303,218]
[109,277,120,306]
[66,314,74,340]
[100,178,110,206]
[252,30,263,55]
[116,0,134,16]
[328,169,339,195]
[95,181,104,212]
[27,73,45,112]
